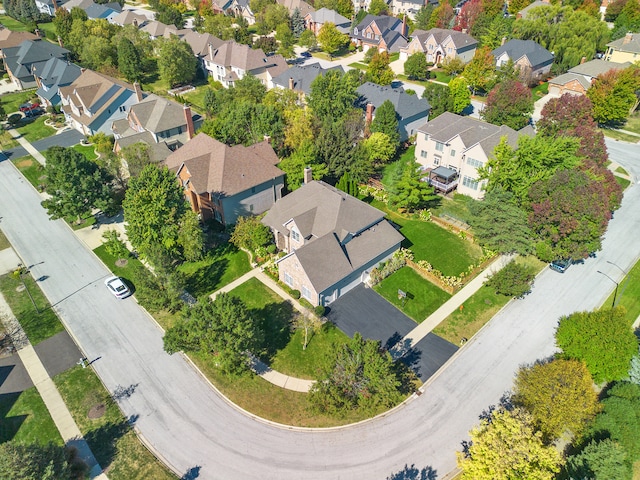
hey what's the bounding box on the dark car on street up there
[550,258,572,273]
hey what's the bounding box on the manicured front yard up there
[11,156,45,189]
[93,244,145,288]
[0,388,61,446]
[73,144,98,161]
[432,70,453,84]
[0,272,64,345]
[375,266,451,323]
[55,366,177,480]
[15,116,55,142]
[178,243,251,298]
[0,90,36,115]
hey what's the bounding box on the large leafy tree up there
[41,146,113,223]
[123,165,203,262]
[314,0,353,18]
[448,76,471,113]
[117,37,141,83]
[163,293,264,375]
[513,359,599,441]
[0,442,87,480]
[388,160,436,211]
[157,36,197,87]
[278,142,328,190]
[362,132,396,166]
[365,51,394,86]
[462,46,496,94]
[556,308,638,383]
[119,141,152,178]
[370,99,399,146]
[481,80,533,130]
[565,439,632,480]
[455,0,483,32]
[230,215,272,253]
[309,333,409,414]
[315,111,367,180]
[308,69,360,121]
[587,66,640,125]
[404,52,429,80]
[422,82,453,118]
[414,4,435,30]
[317,22,348,59]
[528,169,612,260]
[428,2,454,28]
[468,187,532,254]
[457,407,562,480]
[479,135,580,204]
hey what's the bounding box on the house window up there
[466,157,483,168]
[374,34,379,40]
[354,27,359,34]
[420,150,427,158]
[119,106,126,112]
[450,149,456,157]
[435,142,444,152]
[249,204,254,212]
[434,156,441,165]
[291,229,300,242]
[301,285,311,300]
[251,186,256,193]
[462,175,479,190]
[284,272,294,287]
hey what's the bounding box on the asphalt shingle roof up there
[3,39,68,80]
[271,62,345,95]
[356,82,430,120]
[491,39,553,70]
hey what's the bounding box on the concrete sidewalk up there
[0,292,106,479]
[8,129,48,165]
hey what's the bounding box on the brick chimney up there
[57,36,63,48]
[402,15,407,37]
[501,36,507,46]
[52,0,58,10]
[184,104,195,140]
[288,77,294,90]
[624,33,634,44]
[208,42,214,61]
[303,166,312,184]
[133,82,143,102]
[365,103,375,125]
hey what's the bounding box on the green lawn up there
[55,366,177,480]
[0,129,19,150]
[0,14,29,31]
[16,116,56,142]
[12,156,45,189]
[604,256,640,325]
[433,255,546,344]
[348,62,368,70]
[389,52,400,62]
[375,266,451,323]
[73,144,98,161]
[432,70,453,84]
[601,127,639,143]
[93,244,145,288]
[0,388,61,446]
[0,229,10,250]
[1,90,36,114]
[178,243,251,298]
[616,176,631,190]
[0,273,64,345]
[531,82,548,98]
[429,193,476,225]
[615,166,629,175]
[623,113,640,135]
[182,85,210,113]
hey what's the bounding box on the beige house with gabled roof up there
[164,132,285,225]
[548,58,632,97]
[262,177,404,306]
[400,28,477,63]
[605,32,640,63]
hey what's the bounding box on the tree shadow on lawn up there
[255,301,294,363]
[386,463,437,480]
[182,256,229,299]
[84,414,139,471]
[0,391,26,443]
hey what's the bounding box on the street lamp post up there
[607,261,629,307]
[597,270,618,309]
[16,263,39,314]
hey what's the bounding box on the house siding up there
[278,254,319,305]
[219,175,285,225]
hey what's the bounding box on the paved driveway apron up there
[3,129,84,159]
[326,284,458,380]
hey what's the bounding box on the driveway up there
[4,129,84,159]
[326,284,458,380]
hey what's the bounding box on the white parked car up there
[104,276,131,299]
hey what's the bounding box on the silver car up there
[104,276,131,299]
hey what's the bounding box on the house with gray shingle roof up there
[3,39,69,89]
[491,39,554,85]
[262,178,404,307]
[399,28,477,63]
[548,58,631,97]
[271,62,345,96]
[415,112,534,199]
[356,82,431,141]
[204,40,288,88]
[605,32,640,63]
[111,10,149,27]
[0,29,37,57]
[278,0,314,17]
[164,132,285,225]
[304,8,350,35]
[112,93,203,164]
[34,57,82,107]
[351,14,408,53]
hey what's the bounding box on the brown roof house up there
[351,14,409,53]
[548,58,631,97]
[399,28,477,63]
[59,69,141,135]
[262,173,404,306]
[112,93,203,164]
[164,132,285,225]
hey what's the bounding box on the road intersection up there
[0,138,638,479]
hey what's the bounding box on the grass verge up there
[375,266,451,323]
[433,256,546,344]
[12,155,45,189]
[0,272,63,345]
[0,388,61,446]
[54,366,177,480]
[0,229,10,250]
[616,176,631,190]
[93,244,145,288]
[603,255,640,324]
[16,116,55,143]
[601,128,639,143]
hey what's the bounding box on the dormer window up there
[291,229,300,242]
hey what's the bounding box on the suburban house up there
[351,14,409,53]
[415,112,534,199]
[62,0,121,20]
[35,0,66,16]
[548,58,631,96]
[204,40,288,88]
[277,0,314,17]
[0,29,37,56]
[390,0,430,20]
[111,93,203,162]
[3,39,69,89]
[228,0,255,25]
[111,10,149,27]
[399,28,477,63]
[182,31,225,75]
[262,176,404,307]
[356,82,430,141]
[34,57,82,107]
[271,63,345,97]
[491,39,554,85]
[140,21,182,40]
[164,133,285,225]
[59,69,141,135]
[605,33,640,63]
[304,8,350,35]
[516,0,550,19]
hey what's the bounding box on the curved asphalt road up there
[0,139,638,480]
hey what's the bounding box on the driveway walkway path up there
[0,292,106,479]
[7,128,48,165]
